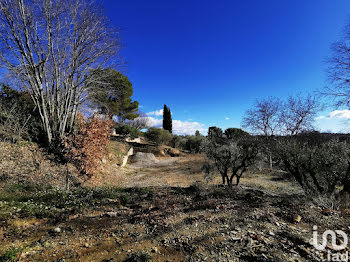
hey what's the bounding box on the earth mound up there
[130,152,159,166]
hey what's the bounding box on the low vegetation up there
[273,133,350,197]
[63,115,113,177]
[114,123,142,139]
[144,127,173,145]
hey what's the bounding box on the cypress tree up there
[163,104,172,133]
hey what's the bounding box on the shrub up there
[0,247,23,262]
[171,135,186,149]
[123,251,152,262]
[144,127,172,145]
[119,193,131,206]
[114,123,141,139]
[63,114,113,176]
[274,137,350,197]
[0,103,27,143]
[0,85,43,143]
[171,134,204,153]
[224,128,250,140]
[184,135,204,153]
[202,127,258,186]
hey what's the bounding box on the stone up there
[293,214,302,223]
[53,227,61,233]
[121,147,134,167]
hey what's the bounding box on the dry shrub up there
[63,114,113,177]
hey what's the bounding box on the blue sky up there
[103,0,350,134]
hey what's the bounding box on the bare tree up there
[242,97,280,169]
[0,0,120,144]
[279,94,320,136]
[127,111,151,130]
[325,20,350,108]
[242,97,281,137]
[0,103,29,142]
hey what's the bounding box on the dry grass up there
[98,153,303,196]
[0,141,67,187]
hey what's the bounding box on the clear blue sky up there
[103,0,350,134]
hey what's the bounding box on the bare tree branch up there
[0,0,121,144]
[324,19,350,108]
[279,94,321,136]
[241,97,281,137]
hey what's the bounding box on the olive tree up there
[202,127,258,186]
[274,135,350,197]
[0,0,120,144]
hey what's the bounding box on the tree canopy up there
[88,69,139,121]
[163,104,172,133]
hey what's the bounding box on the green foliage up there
[203,127,258,186]
[145,127,172,145]
[171,134,204,153]
[208,126,223,142]
[0,185,119,219]
[0,185,154,221]
[88,69,139,121]
[119,193,131,206]
[171,135,187,149]
[274,137,350,196]
[115,123,141,139]
[224,128,250,140]
[184,135,204,153]
[162,104,172,133]
[0,247,23,262]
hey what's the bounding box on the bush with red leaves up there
[63,114,113,177]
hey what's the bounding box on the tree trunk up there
[65,164,70,191]
[269,152,273,170]
[228,175,234,186]
[236,175,241,186]
[226,175,233,187]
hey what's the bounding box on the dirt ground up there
[1,154,350,261]
[87,155,303,194]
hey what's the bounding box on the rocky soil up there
[1,179,350,261]
[1,142,350,261]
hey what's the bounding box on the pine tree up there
[163,104,172,133]
[88,69,139,121]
